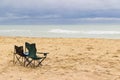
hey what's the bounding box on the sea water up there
[0,24,120,39]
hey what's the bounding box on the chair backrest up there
[25,42,37,58]
[14,45,24,56]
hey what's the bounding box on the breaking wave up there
[49,29,120,34]
[0,30,31,33]
[0,29,31,36]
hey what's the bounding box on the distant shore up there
[0,36,120,80]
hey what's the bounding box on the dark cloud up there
[0,0,120,24]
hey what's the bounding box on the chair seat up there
[32,56,42,60]
[19,53,28,57]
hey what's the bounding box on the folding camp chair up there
[13,45,28,66]
[25,42,48,67]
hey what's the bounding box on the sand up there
[0,36,120,80]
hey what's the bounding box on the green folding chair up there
[25,42,48,67]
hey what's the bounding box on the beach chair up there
[25,42,48,67]
[13,45,28,66]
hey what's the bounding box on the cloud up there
[78,17,120,21]
[0,12,61,20]
[1,0,120,10]
[0,0,120,24]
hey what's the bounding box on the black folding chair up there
[13,45,28,66]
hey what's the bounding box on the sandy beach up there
[0,36,120,80]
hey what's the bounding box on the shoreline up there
[0,35,120,40]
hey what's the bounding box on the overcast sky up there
[0,0,120,24]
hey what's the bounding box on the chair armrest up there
[37,52,45,54]
[37,52,49,54]
[37,52,49,56]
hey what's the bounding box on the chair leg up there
[22,57,26,66]
[36,57,46,67]
[13,53,15,64]
[14,54,18,64]
[33,60,35,68]
[24,57,29,66]
[26,59,33,67]
[15,55,23,65]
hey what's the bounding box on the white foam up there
[0,29,32,37]
[49,29,80,34]
[49,29,120,34]
[0,30,31,33]
[83,31,120,34]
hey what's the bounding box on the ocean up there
[0,24,120,39]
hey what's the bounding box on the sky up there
[0,0,120,24]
